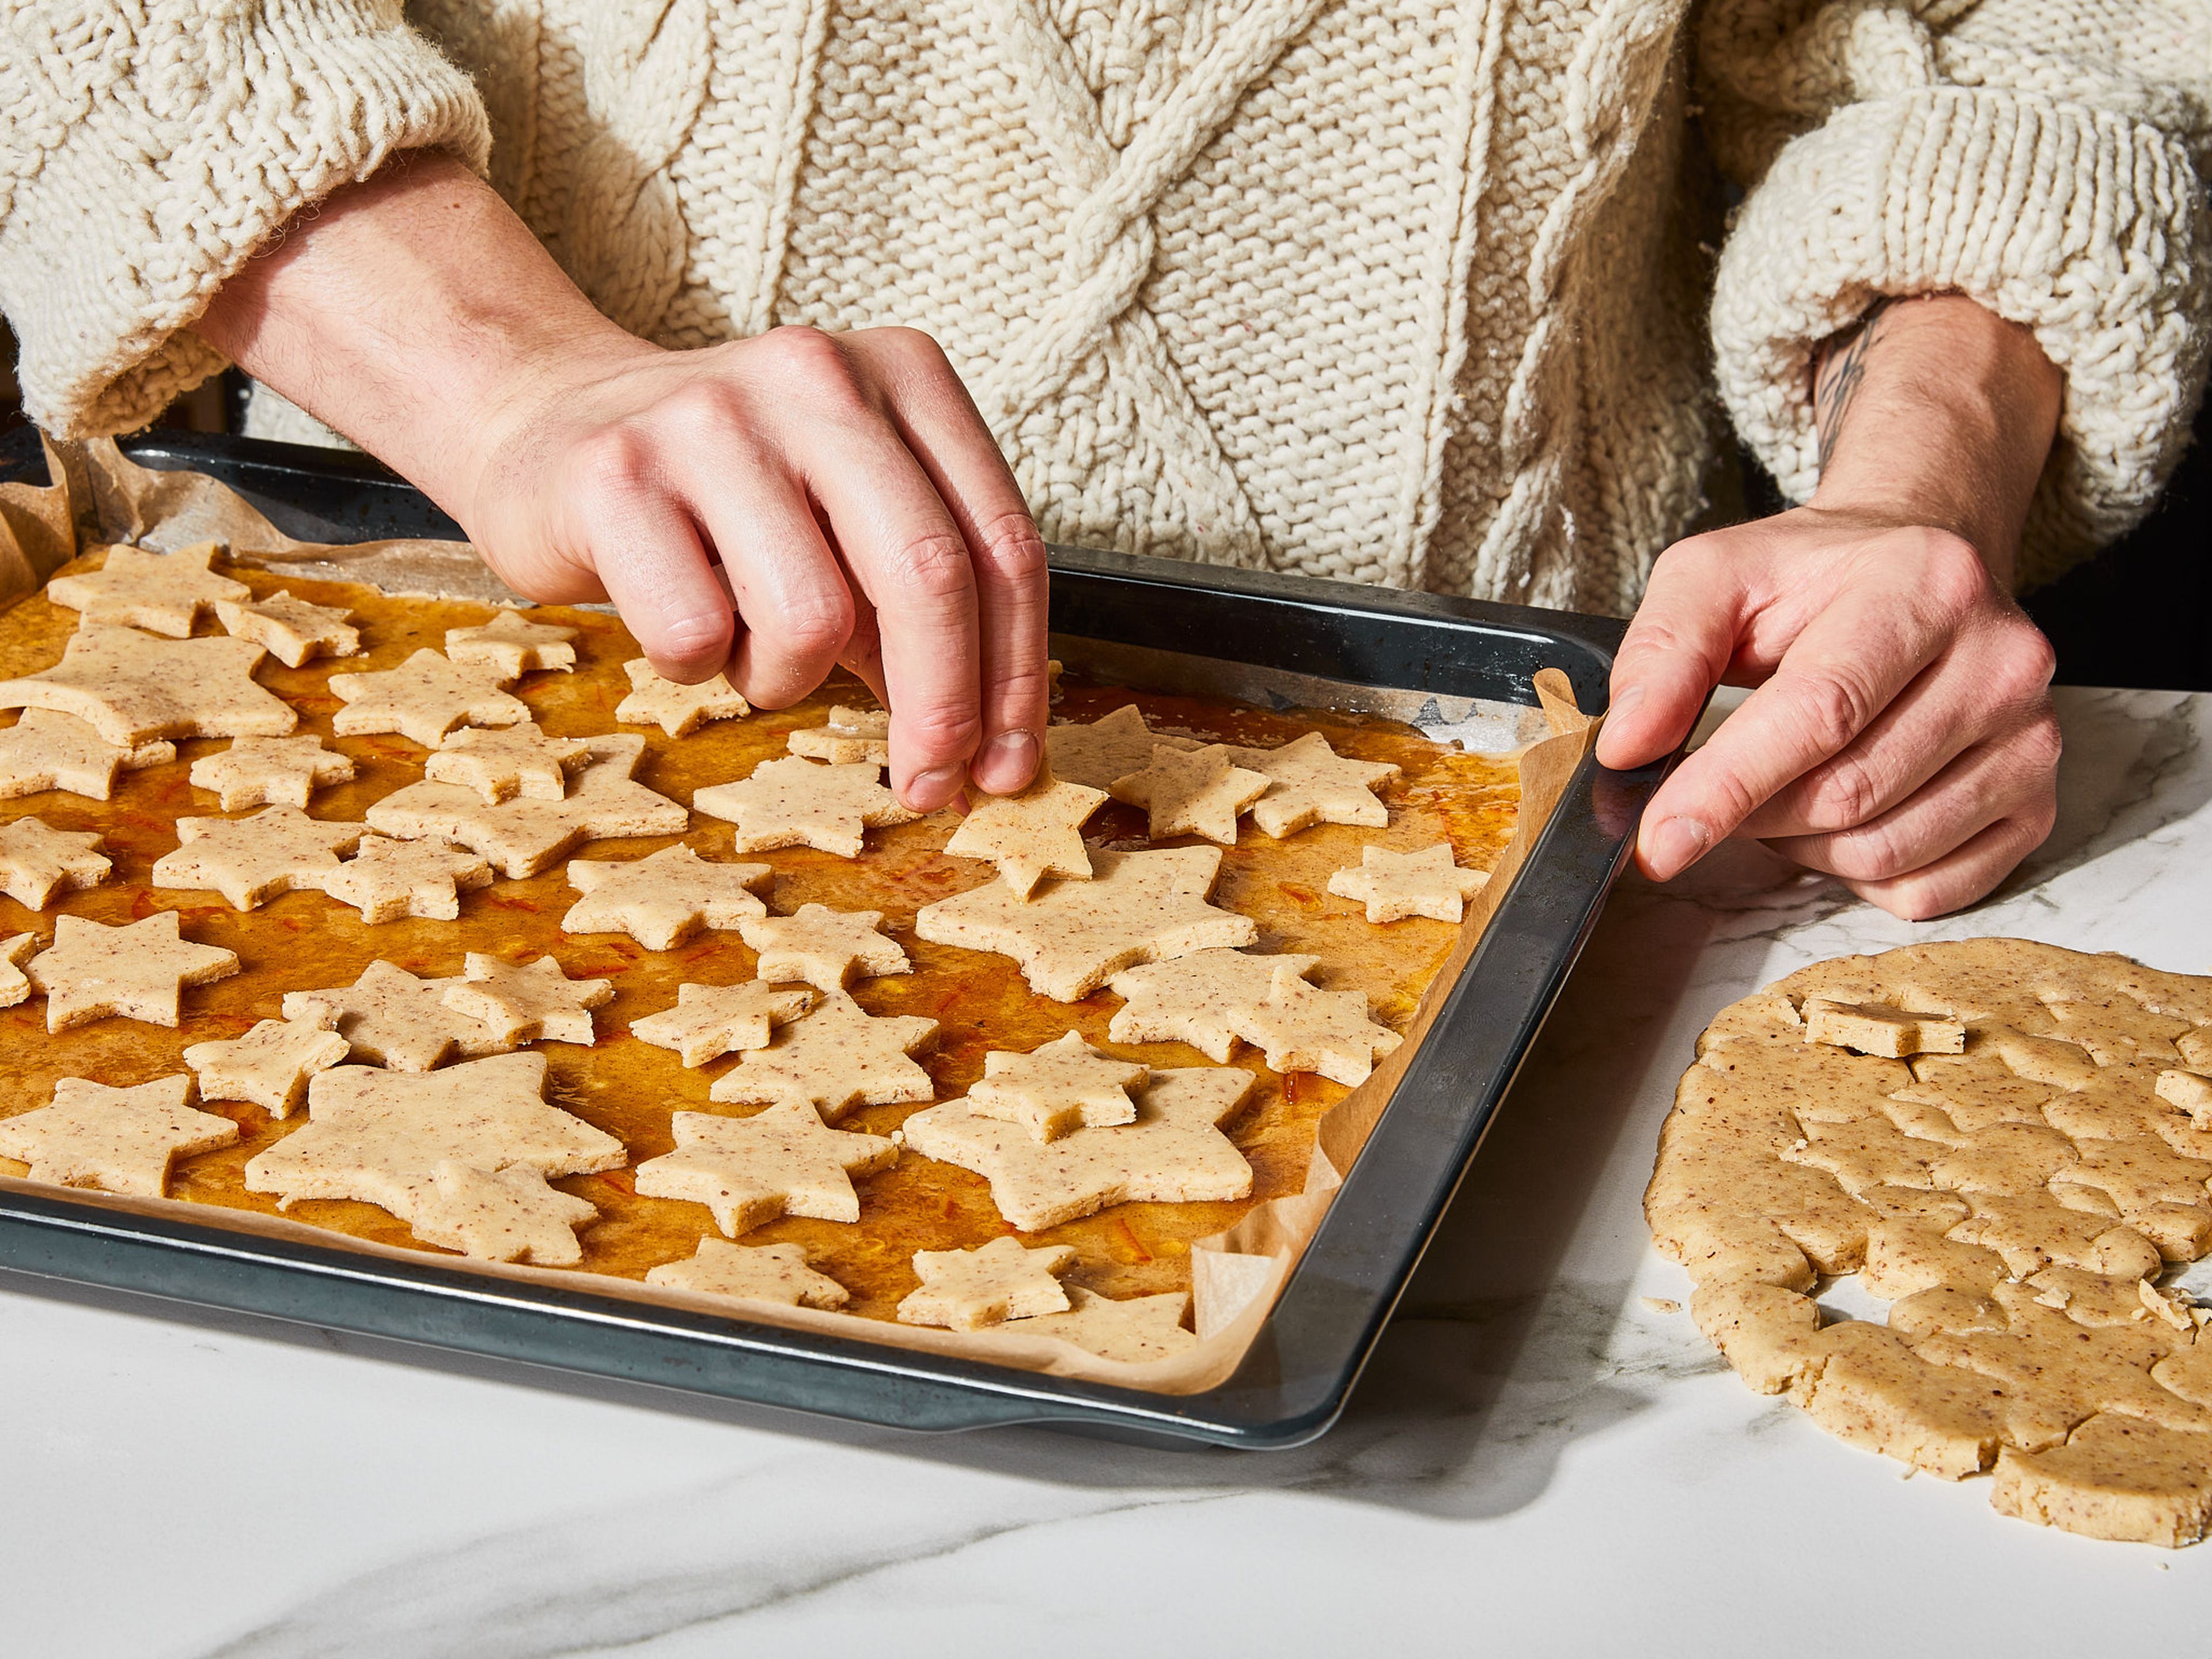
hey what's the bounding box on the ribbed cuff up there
[1711,87,2211,588]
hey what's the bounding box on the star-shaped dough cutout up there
[692,755,921,857]
[46,541,247,636]
[1227,732,1399,836]
[1012,1287,1198,1363]
[914,846,1256,1001]
[943,768,1107,899]
[0,1074,237,1198]
[630,982,815,1067]
[895,1236,1075,1330]
[738,903,909,991]
[183,1014,352,1118]
[615,658,751,737]
[645,1239,851,1309]
[1226,961,1403,1086]
[0,710,173,801]
[902,1066,1255,1230]
[968,1031,1148,1141]
[1325,842,1491,923]
[409,1160,599,1265]
[425,721,590,803]
[633,1101,898,1236]
[329,649,528,747]
[26,911,240,1031]
[281,959,524,1071]
[214,588,362,667]
[319,835,494,923]
[366,734,688,877]
[151,808,363,910]
[440,952,612,1046]
[0,816,109,907]
[787,705,890,765]
[0,624,296,747]
[1109,744,1269,846]
[0,933,37,1007]
[444,610,578,678]
[1044,704,1203,790]
[707,988,937,1120]
[1106,948,1322,1060]
[188,734,356,810]
[561,844,770,949]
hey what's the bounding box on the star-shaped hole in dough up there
[1109,744,1269,846]
[1227,732,1399,837]
[152,807,363,910]
[1106,948,1321,1061]
[561,844,770,950]
[0,710,173,801]
[633,1101,899,1236]
[214,589,361,667]
[0,624,296,747]
[645,1238,851,1309]
[1325,842,1491,923]
[615,658,751,737]
[1043,704,1203,790]
[902,1066,1255,1230]
[0,816,110,907]
[410,1160,600,1265]
[738,903,909,992]
[943,768,1107,899]
[895,1236,1075,1330]
[26,911,240,1031]
[366,734,688,877]
[188,734,356,811]
[183,1014,353,1118]
[0,1074,238,1198]
[692,755,921,857]
[787,705,890,766]
[281,959,524,1071]
[425,721,590,804]
[968,1031,1148,1142]
[707,988,937,1120]
[320,835,495,924]
[440,952,613,1046]
[914,845,1256,1002]
[0,933,37,1008]
[329,649,529,747]
[630,982,815,1067]
[46,542,248,637]
[1014,1287,1198,1363]
[444,611,578,678]
[1226,961,1403,1086]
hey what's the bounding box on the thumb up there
[1593,535,1749,772]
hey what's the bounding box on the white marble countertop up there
[6,685,2211,1656]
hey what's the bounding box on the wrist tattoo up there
[1812,296,1894,475]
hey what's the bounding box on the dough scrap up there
[410,1161,599,1266]
[0,933,37,1008]
[329,649,528,747]
[967,1031,1147,1142]
[444,611,578,677]
[151,807,362,910]
[46,542,247,637]
[440,952,613,1046]
[1225,960,1403,1086]
[214,589,361,667]
[738,903,908,991]
[1805,998,1967,1058]
[320,835,495,924]
[0,624,296,747]
[0,816,109,907]
[896,1235,1075,1330]
[1043,704,1202,791]
[0,710,173,801]
[1108,743,1268,846]
[646,1238,851,1309]
[1106,948,1322,1062]
[282,959,524,1071]
[632,1101,898,1236]
[942,768,1107,899]
[615,658,750,737]
[630,982,815,1067]
[0,1074,237,1198]
[692,755,920,857]
[1227,731,1399,837]
[425,721,590,803]
[562,844,770,949]
[787,705,890,766]
[914,845,1256,1002]
[1013,1287,1199,1363]
[183,1014,352,1118]
[707,988,936,1120]
[2157,1069,2212,1126]
[189,735,357,811]
[1325,842,1490,924]
[26,911,240,1031]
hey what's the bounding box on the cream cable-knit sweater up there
[3,1,2206,608]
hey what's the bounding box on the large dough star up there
[707,988,937,1120]
[0,624,296,747]
[692,755,919,857]
[633,1101,899,1236]
[151,807,363,910]
[0,1074,239,1198]
[561,844,770,949]
[46,541,247,637]
[329,649,529,747]
[26,911,240,1031]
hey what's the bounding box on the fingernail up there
[976,730,1038,791]
[1611,683,1644,721]
[1646,815,1711,880]
[905,766,963,812]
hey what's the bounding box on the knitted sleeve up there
[1698,0,2212,585]
[0,2,490,438]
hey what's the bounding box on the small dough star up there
[1015,1287,1198,1363]
[1226,961,1403,1085]
[0,710,174,801]
[188,734,356,810]
[0,933,37,1007]
[183,1014,352,1118]
[214,589,361,666]
[1325,842,1490,923]
[895,1236,1076,1331]
[561,844,770,950]
[410,1160,599,1265]
[693,755,920,857]
[151,807,363,910]
[1043,704,1203,791]
[1107,948,1321,1061]
[282,959,524,1071]
[787,705,890,766]
[0,1074,237,1198]
[708,987,937,1120]
[445,610,578,678]
[633,1101,899,1236]
[26,911,240,1031]
[738,903,909,991]
[329,649,529,747]
[425,721,590,803]
[46,541,247,637]
[0,816,110,907]
[1109,744,1270,846]
[1228,732,1399,836]
[630,981,815,1067]
[0,624,296,747]
[968,1031,1148,1142]
[440,952,613,1046]
[615,658,751,737]
[320,835,494,924]
[943,767,1107,899]
[646,1239,850,1309]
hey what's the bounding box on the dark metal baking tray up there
[0,428,1666,1447]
